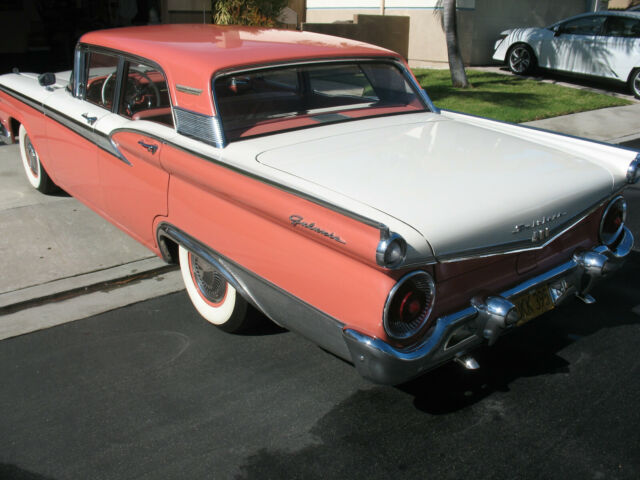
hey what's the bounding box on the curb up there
[0,257,178,315]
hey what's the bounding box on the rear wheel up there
[178,245,250,333]
[629,69,640,99]
[18,125,57,194]
[507,44,536,75]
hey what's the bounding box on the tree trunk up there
[443,0,469,88]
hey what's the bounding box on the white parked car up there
[493,11,640,98]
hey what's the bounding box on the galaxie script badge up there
[289,215,346,244]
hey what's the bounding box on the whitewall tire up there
[179,245,249,332]
[18,125,56,193]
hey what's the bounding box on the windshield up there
[213,61,427,142]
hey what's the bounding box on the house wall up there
[306,0,595,66]
[303,14,410,59]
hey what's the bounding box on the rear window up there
[213,61,426,142]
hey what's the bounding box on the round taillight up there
[383,271,435,341]
[599,196,627,245]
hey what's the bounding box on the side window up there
[603,16,640,38]
[559,16,606,36]
[118,61,174,128]
[85,52,119,109]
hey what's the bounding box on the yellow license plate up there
[514,285,554,326]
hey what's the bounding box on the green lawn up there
[412,68,632,123]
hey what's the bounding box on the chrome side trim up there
[157,223,351,359]
[0,81,129,164]
[442,108,640,155]
[0,84,44,113]
[343,227,634,384]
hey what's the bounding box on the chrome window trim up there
[76,43,177,130]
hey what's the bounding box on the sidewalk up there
[1,101,639,340]
[0,144,183,339]
[523,103,640,144]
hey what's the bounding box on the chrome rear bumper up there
[343,227,634,385]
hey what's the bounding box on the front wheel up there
[507,44,536,75]
[18,125,57,194]
[629,69,640,99]
[178,245,250,333]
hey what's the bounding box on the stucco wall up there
[304,14,410,59]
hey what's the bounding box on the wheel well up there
[628,67,640,84]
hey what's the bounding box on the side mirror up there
[552,26,562,37]
[38,72,56,87]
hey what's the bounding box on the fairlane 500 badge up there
[512,211,567,241]
[289,215,346,244]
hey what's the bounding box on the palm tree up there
[443,0,469,88]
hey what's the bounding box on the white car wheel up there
[179,245,249,332]
[629,69,640,99]
[508,44,535,75]
[18,125,56,193]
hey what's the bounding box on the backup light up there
[376,232,407,269]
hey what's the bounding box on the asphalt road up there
[1,144,639,480]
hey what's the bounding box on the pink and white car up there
[0,25,637,384]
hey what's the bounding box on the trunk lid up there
[256,116,613,260]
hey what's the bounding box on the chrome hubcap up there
[190,253,227,304]
[24,135,39,176]
[510,48,530,73]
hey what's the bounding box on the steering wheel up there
[101,67,161,113]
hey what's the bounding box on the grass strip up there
[412,68,632,123]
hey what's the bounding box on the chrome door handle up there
[138,140,158,154]
[81,113,97,125]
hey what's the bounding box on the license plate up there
[513,285,554,326]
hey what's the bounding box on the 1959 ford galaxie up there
[0,25,637,384]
